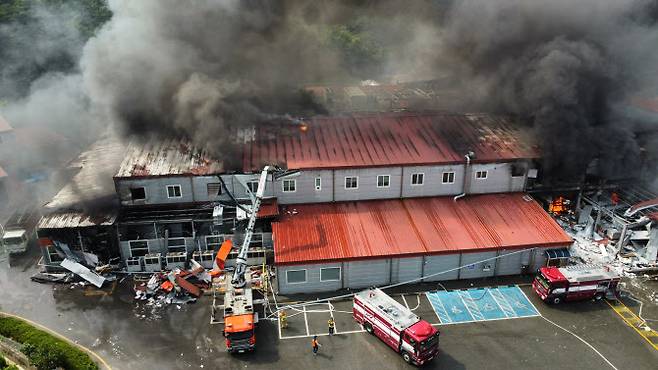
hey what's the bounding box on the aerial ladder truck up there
[217,166,296,353]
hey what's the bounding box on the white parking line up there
[278,314,282,340]
[458,291,482,321]
[303,305,310,336]
[489,289,512,318]
[425,292,452,324]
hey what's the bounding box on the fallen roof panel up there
[38,211,117,229]
[272,193,572,265]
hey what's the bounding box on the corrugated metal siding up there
[401,165,464,198]
[532,248,547,271]
[468,163,523,194]
[495,249,523,276]
[273,193,572,265]
[423,254,460,281]
[117,177,195,206]
[391,257,423,284]
[333,167,402,202]
[274,170,333,204]
[458,252,496,279]
[345,260,390,288]
[277,263,344,294]
[244,112,539,172]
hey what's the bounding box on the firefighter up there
[279,310,288,329]
[311,335,321,355]
[328,317,335,336]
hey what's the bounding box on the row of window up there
[280,170,489,193]
[127,170,492,200]
[287,267,341,284]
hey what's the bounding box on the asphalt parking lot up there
[1,250,657,370]
[276,285,658,370]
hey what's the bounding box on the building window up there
[247,180,259,193]
[286,269,307,284]
[129,240,149,257]
[320,267,341,281]
[345,176,358,189]
[442,172,455,184]
[315,177,322,191]
[475,170,488,179]
[282,179,296,192]
[377,175,390,188]
[47,245,63,262]
[511,163,526,177]
[411,173,424,186]
[130,187,146,200]
[206,235,225,251]
[167,185,182,198]
[207,183,222,197]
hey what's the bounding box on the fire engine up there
[353,288,439,366]
[532,264,621,304]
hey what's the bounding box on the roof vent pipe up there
[454,151,474,202]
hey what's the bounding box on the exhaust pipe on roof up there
[454,151,475,202]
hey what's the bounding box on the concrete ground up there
[1,249,657,370]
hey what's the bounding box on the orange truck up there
[223,284,257,353]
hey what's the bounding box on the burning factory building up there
[30,111,585,294]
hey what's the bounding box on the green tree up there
[327,19,385,79]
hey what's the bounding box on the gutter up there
[454,152,474,202]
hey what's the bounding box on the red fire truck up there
[353,288,439,366]
[532,264,621,304]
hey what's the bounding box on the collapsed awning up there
[545,248,571,259]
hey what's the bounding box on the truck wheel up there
[401,351,412,364]
[552,297,561,304]
[594,293,604,301]
[364,323,374,334]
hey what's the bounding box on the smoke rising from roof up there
[428,0,658,182]
[1,0,658,190]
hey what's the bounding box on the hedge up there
[0,317,98,370]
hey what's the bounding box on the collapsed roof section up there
[243,112,539,173]
[272,192,573,265]
[115,137,224,179]
[40,131,125,229]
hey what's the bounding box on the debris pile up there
[134,260,214,306]
[31,240,119,287]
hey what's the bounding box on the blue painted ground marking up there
[495,286,539,317]
[425,285,539,325]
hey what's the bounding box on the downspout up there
[454,152,474,202]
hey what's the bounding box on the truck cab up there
[2,229,29,254]
[224,314,256,353]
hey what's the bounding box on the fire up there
[299,123,309,132]
[548,196,567,214]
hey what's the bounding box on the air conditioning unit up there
[125,257,143,272]
[192,250,215,269]
[144,253,163,272]
[165,252,187,270]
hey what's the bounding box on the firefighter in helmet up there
[279,310,288,329]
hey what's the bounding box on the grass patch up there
[0,316,98,370]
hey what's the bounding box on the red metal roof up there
[272,193,572,265]
[244,112,538,172]
[257,199,279,218]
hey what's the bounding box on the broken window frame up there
[246,180,259,194]
[166,184,183,198]
[377,174,391,188]
[282,179,296,193]
[344,176,358,189]
[47,245,63,263]
[130,187,146,201]
[475,170,488,180]
[411,172,424,186]
[207,182,222,197]
[286,269,307,284]
[320,267,341,282]
[206,234,226,251]
[129,240,149,257]
[442,171,455,184]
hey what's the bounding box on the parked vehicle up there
[532,264,621,304]
[1,205,39,254]
[353,288,439,366]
